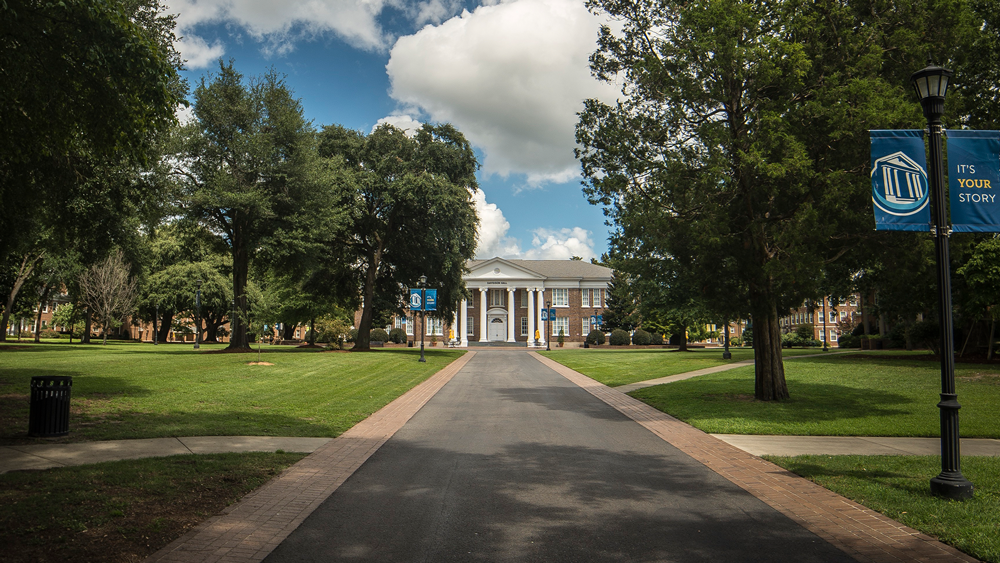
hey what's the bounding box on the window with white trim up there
[405,316,413,336]
[520,317,528,336]
[426,317,443,336]
[582,289,590,307]
[582,317,590,335]
[489,289,505,308]
[553,316,569,336]
[829,311,837,323]
[553,289,568,307]
[830,330,838,342]
[818,329,825,341]
[520,291,527,308]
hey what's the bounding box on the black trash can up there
[29,376,72,437]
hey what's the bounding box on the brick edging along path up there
[530,352,979,563]
[145,351,476,563]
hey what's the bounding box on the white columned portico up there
[452,306,458,346]
[536,288,546,347]
[479,288,488,342]
[460,297,468,347]
[527,288,536,346]
[507,287,516,342]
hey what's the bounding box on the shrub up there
[795,324,815,342]
[781,332,802,347]
[906,320,939,353]
[610,329,630,346]
[388,328,406,344]
[40,329,61,339]
[347,329,358,343]
[370,328,390,343]
[838,334,861,348]
[649,332,664,345]
[631,328,651,345]
[586,330,605,345]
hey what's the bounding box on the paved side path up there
[0,437,333,474]
[714,434,1000,457]
[144,351,476,563]
[615,350,851,393]
[532,353,977,563]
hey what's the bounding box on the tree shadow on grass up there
[633,381,915,425]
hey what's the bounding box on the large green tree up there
[577,0,980,399]
[173,62,338,349]
[318,123,479,351]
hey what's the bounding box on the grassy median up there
[0,342,464,443]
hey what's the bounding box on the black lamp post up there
[722,320,731,359]
[911,62,974,500]
[418,274,427,363]
[822,297,829,352]
[546,300,551,351]
[153,304,158,345]
[194,279,202,350]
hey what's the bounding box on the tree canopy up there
[318,123,479,350]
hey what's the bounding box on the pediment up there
[466,257,544,281]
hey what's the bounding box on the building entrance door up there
[488,316,506,341]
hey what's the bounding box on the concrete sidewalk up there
[0,436,333,474]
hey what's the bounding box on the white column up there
[460,298,468,347]
[527,288,536,346]
[536,288,546,346]
[452,306,459,346]
[479,288,488,342]
[507,287,516,342]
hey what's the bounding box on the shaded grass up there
[0,342,464,443]
[628,353,1000,437]
[766,455,1000,563]
[0,452,307,563]
[538,347,823,387]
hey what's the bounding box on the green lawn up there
[0,342,464,443]
[539,346,834,387]
[767,455,1000,563]
[628,353,1000,437]
[0,452,307,563]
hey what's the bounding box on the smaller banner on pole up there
[425,289,437,311]
[948,130,1000,233]
[870,130,931,231]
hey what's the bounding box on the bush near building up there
[610,329,630,346]
[586,330,606,345]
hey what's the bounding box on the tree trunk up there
[354,247,383,352]
[82,308,92,343]
[751,288,789,401]
[878,313,887,336]
[988,318,995,361]
[33,285,52,343]
[960,320,976,357]
[282,323,295,341]
[158,310,173,343]
[309,318,316,345]
[677,328,688,351]
[228,218,250,350]
[1,253,45,342]
[861,292,871,335]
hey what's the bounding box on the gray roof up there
[468,258,612,280]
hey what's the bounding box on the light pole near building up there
[822,297,829,352]
[546,301,551,351]
[418,274,427,363]
[153,305,158,345]
[194,279,202,350]
[911,62,973,500]
[722,320,731,359]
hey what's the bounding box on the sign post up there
[411,276,429,362]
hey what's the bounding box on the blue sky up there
[169,0,617,261]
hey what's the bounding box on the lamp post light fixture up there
[546,301,551,351]
[911,62,974,500]
[418,274,428,363]
[194,279,202,350]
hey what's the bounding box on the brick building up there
[780,295,862,345]
[394,257,613,347]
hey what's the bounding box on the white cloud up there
[374,114,423,137]
[523,227,597,260]
[386,0,618,185]
[473,189,522,259]
[472,189,597,261]
[175,103,196,125]
[165,0,403,68]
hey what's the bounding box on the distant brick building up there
[392,257,613,347]
[780,295,861,345]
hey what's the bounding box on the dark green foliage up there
[609,329,630,346]
[318,123,479,351]
[600,270,638,331]
[388,328,407,344]
[649,331,664,345]
[631,328,651,345]
[906,320,940,354]
[586,329,606,345]
[838,334,861,348]
[347,328,358,343]
[369,328,390,343]
[795,325,815,342]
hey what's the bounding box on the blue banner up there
[425,289,437,311]
[409,289,422,311]
[870,130,931,231]
[948,130,1000,232]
